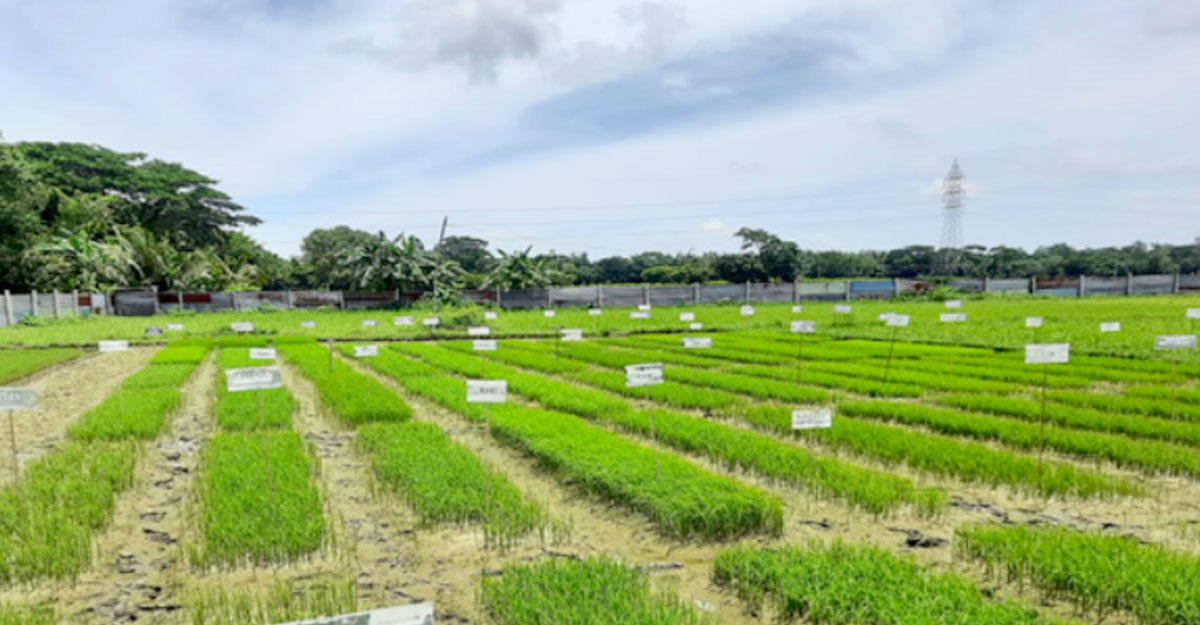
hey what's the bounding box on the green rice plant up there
[1049,389,1200,422]
[0,605,55,625]
[407,342,942,515]
[192,431,325,568]
[277,343,411,425]
[737,403,1139,499]
[957,524,1200,625]
[362,349,782,539]
[67,387,182,440]
[121,363,198,390]
[0,441,136,583]
[1126,384,1200,406]
[358,422,550,548]
[839,399,1200,477]
[0,347,83,384]
[713,541,1066,625]
[214,348,293,430]
[481,557,709,625]
[937,393,1200,446]
[187,578,357,625]
[149,343,212,365]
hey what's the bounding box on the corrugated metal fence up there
[2,273,1199,325]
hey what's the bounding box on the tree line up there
[3,139,1198,297]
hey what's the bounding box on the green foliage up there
[0,605,55,625]
[713,542,1064,625]
[122,363,198,390]
[0,347,82,384]
[358,423,550,548]
[193,431,325,568]
[68,388,182,440]
[277,343,411,425]
[481,558,708,625]
[186,579,357,625]
[957,524,1200,625]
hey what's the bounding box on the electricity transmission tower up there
[939,158,965,274]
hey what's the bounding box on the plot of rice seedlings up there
[193,431,325,568]
[957,524,1200,625]
[0,605,54,625]
[67,387,183,440]
[277,343,411,424]
[149,343,212,364]
[121,363,198,390]
[481,557,709,625]
[0,441,136,583]
[187,577,357,625]
[358,422,552,548]
[0,347,83,384]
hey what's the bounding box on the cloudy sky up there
[2,0,1198,259]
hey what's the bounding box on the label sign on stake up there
[885,314,910,327]
[1188,308,1200,320]
[466,380,507,403]
[394,316,414,326]
[630,311,650,320]
[301,321,316,328]
[98,340,129,352]
[624,363,664,387]
[877,312,896,321]
[1025,343,1070,364]
[0,389,38,410]
[543,310,556,318]
[467,326,491,337]
[354,345,380,358]
[682,337,712,349]
[588,308,602,316]
[689,322,703,330]
[791,407,833,430]
[226,366,283,392]
[231,322,254,333]
[679,312,695,322]
[940,313,966,323]
[740,305,755,316]
[945,299,963,309]
[472,339,497,351]
[637,304,651,311]
[833,304,852,314]
[1100,322,1121,333]
[145,326,163,337]
[272,602,435,625]
[1155,335,1198,350]
[249,347,276,360]
[561,328,583,341]
[1025,316,1043,328]
[484,311,498,320]
[791,320,816,334]
[165,323,184,331]
[362,319,378,327]
[791,305,803,313]
[421,317,439,327]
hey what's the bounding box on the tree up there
[735,227,801,280]
[483,247,555,289]
[299,226,378,289]
[27,228,135,291]
[435,236,493,274]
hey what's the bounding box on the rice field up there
[0,295,1196,623]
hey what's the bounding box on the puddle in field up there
[0,348,155,486]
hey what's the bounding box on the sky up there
[2,0,1199,260]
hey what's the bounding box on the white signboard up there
[689,322,703,330]
[249,347,277,360]
[740,305,755,316]
[1187,308,1200,320]
[231,322,254,333]
[362,319,378,327]
[354,345,380,358]
[791,305,803,313]
[472,339,497,351]
[466,380,507,403]
[833,304,852,314]
[467,326,491,337]
[226,366,283,392]
[1155,334,1198,350]
[484,311,498,320]
[877,312,896,321]
[624,363,664,387]
[0,388,38,410]
[1025,316,1043,328]
[301,321,316,328]
[791,320,816,334]
[394,316,414,326]
[1025,343,1070,364]
[422,317,440,327]
[682,337,712,349]
[588,308,602,316]
[543,310,556,318]
[164,323,184,331]
[679,312,695,322]
[630,311,650,319]
[272,602,434,625]
[885,314,910,327]
[945,299,963,309]
[637,304,651,311]
[940,313,966,323]
[98,340,129,352]
[561,328,583,341]
[791,407,833,430]
[1099,322,1121,333]
[145,326,163,337]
